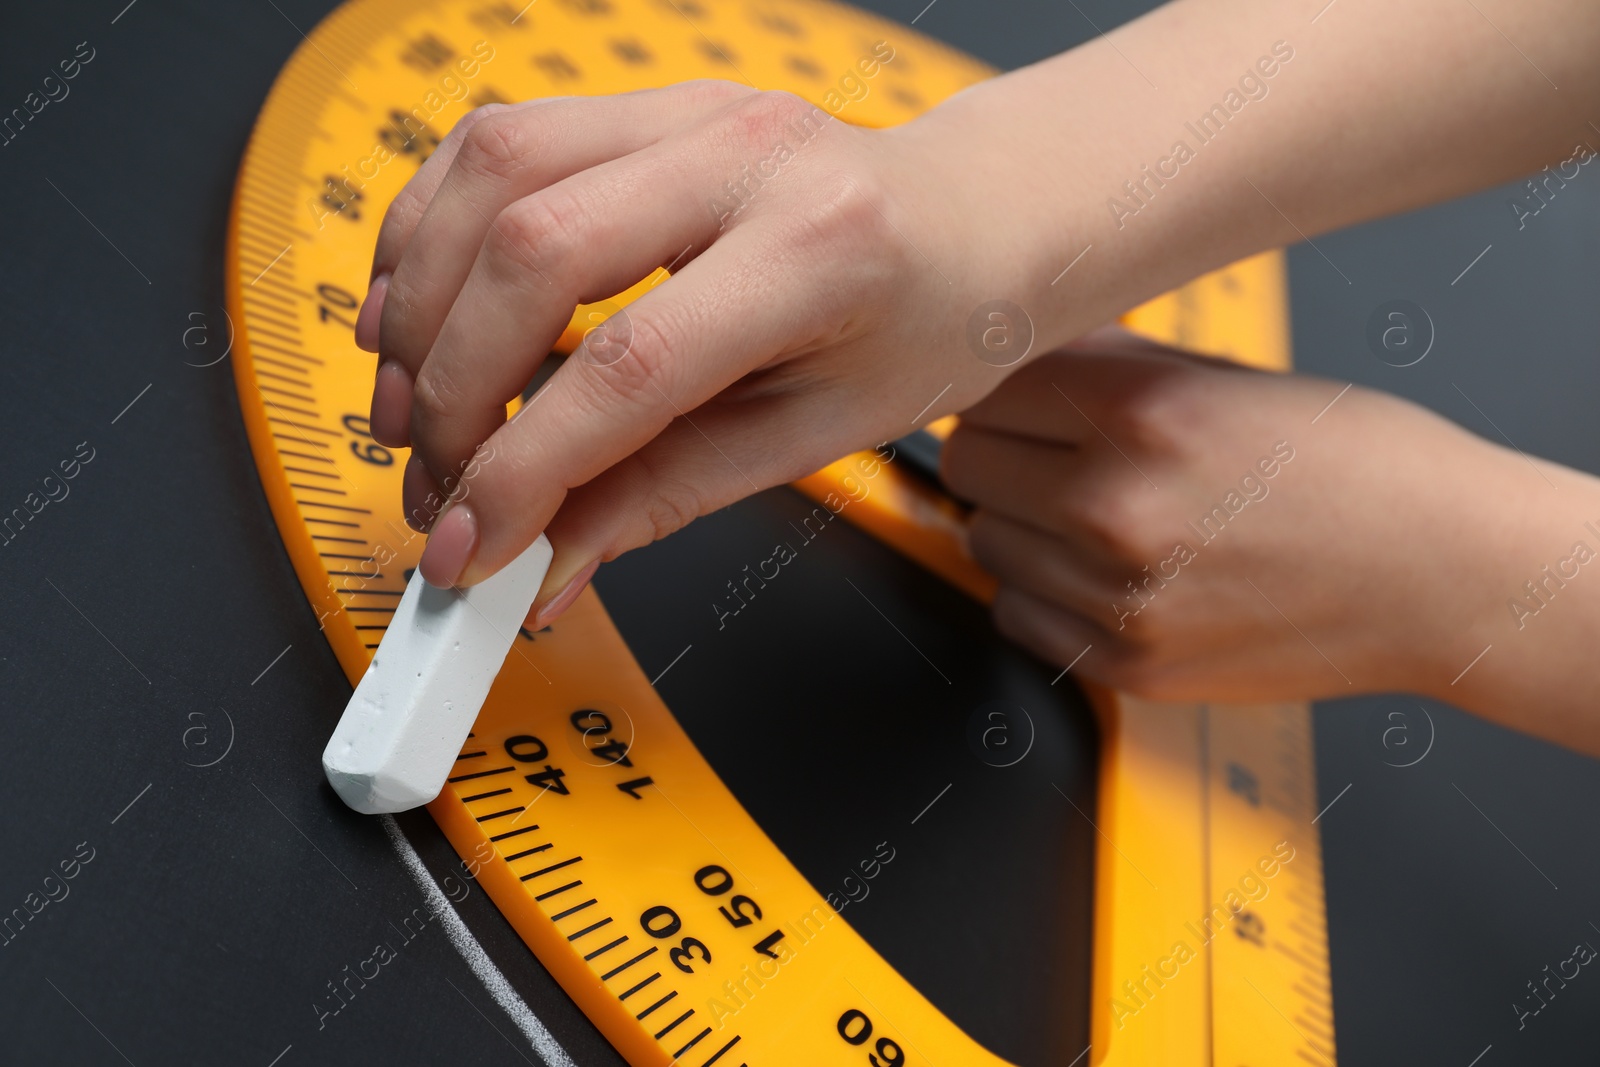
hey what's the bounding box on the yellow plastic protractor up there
[226,0,1334,1063]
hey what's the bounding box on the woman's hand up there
[941,329,1600,743]
[352,0,1600,628]
[355,81,1052,617]
[351,0,1600,624]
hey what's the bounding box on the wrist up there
[1413,445,1600,746]
[891,24,1300,356]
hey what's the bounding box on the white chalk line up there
[379,815,576,1067]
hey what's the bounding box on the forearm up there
[1427,456,1600,756]
[898,0,1600,349]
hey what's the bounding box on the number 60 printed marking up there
[837,1007,907,1066]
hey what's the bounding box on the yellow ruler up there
[225,0,1335,1063]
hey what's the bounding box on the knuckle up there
[803,169,885,242]
[374,105,525,264]
[1077,480,1159,560]
[727,89,824,146]
[638,466,704,544]
[455,102,516,135]
[440,103,517,157]
[411,367,461,428]
[486,195,578,278]
[677,78,754,109]
[753,170,901,312]
[457,112,532,181]
[376,278,428,363]
[793,171,906,287]
[576,312,677,411]
[1108,370,1198,453]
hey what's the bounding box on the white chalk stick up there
[323,535,554,814]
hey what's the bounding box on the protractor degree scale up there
[226,1,1335,1064]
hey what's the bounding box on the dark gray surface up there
[2,1,1598,1066]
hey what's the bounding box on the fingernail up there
[355,272,390,353]
[370,360,413,447]
[403,455,442,532]
[534,559,599,629]
[419,505,477,587]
